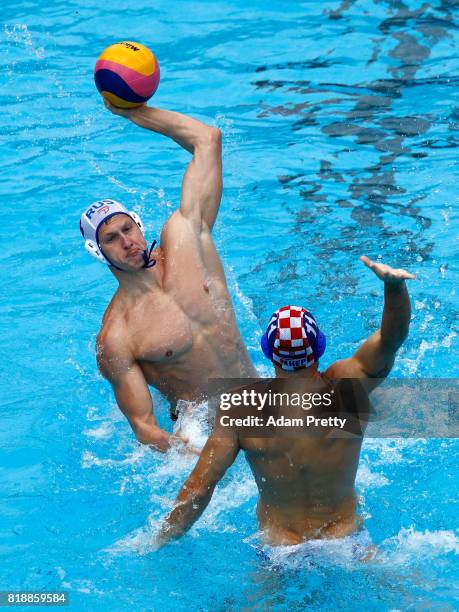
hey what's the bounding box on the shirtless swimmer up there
[156,256,415,546]
[80,103,256,453]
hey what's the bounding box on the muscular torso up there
[98,211,256,404]
[239,376,368,545]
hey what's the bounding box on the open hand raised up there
[360,255,416,284]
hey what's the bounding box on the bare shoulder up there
[159,209,211,280]
[160,210,199,247]
[96,305,132,380]
[323,358,365,379]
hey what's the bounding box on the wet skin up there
[240,375,365,545]
[94,104,257,453]
[157,258,414,545]
[97,213,255,408]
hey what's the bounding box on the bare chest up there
[125,298,194,363]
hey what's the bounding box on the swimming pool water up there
[1,0,458,610]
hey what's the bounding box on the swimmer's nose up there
[120,235,134,250]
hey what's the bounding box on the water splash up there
[4,24,45,59]
[379,527,459,565]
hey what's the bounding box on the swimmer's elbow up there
[134,427,153,445]
[380,328,409,352]
[209,127,222,144]
[200,127,221,147]
[132,421,162,446]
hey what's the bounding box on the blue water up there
[1,0,458,610]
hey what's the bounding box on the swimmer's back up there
[239,375,369,544]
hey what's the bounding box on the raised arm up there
[104,101,222,231]
[155,433,239,547]
[326,256,415,383]
[96,336,171,452]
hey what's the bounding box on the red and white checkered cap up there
[270,305,316,371]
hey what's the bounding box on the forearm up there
[155,438,238,548]
[127,106,215,153]
[380,282,411,349]
[127,412,171,450]
[131,416,160,443]
[157,487,212,546]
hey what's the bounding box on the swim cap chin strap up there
[141,238,158,269]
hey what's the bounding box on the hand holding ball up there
[94,41,160,108]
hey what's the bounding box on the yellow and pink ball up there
[94,41,160,108]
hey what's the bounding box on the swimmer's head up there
[260,305,326,373]
[79,199,156,271]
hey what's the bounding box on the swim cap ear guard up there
[84,239,107,264]
[80,199,156,270]
[130,211,144,233]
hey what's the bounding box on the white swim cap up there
[80,199,145,265]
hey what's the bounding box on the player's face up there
[98,215,147,271]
